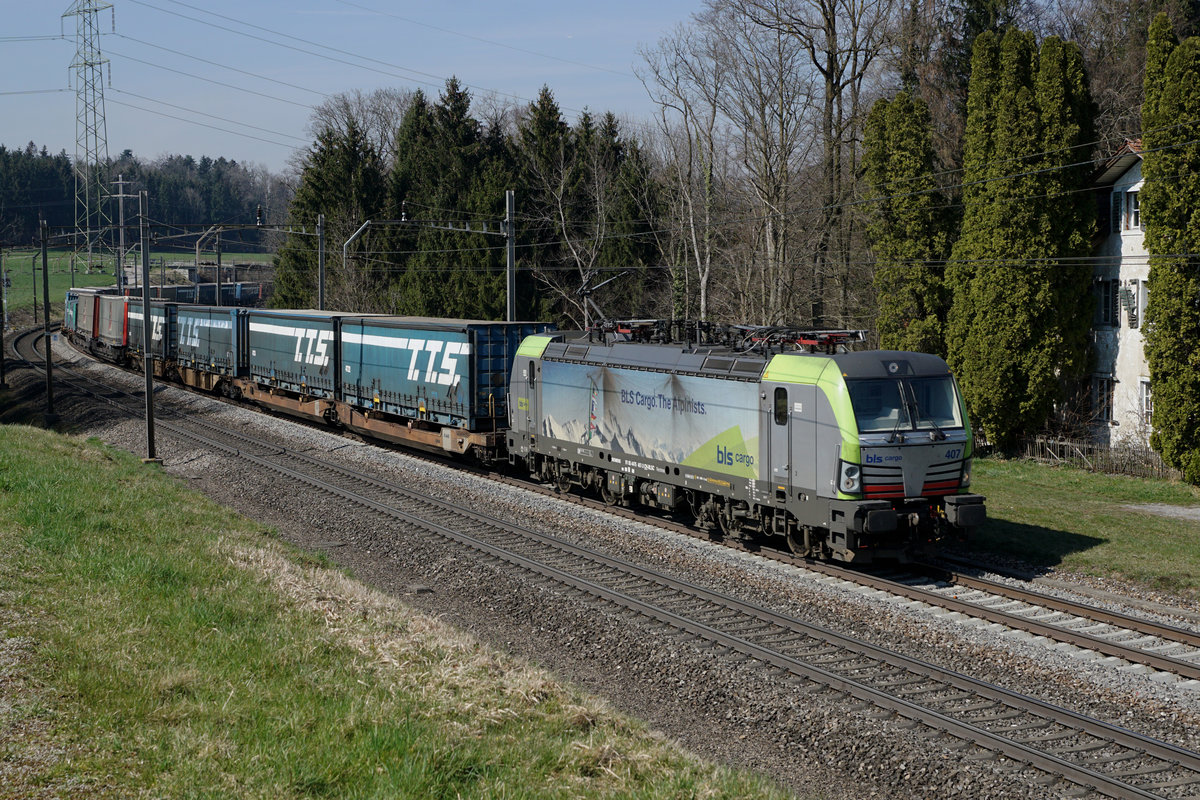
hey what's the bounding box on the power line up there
[107,32,331,100]
[0,35,68,42]
[110,89,310,143]
[0,88,71,96]
[106,97,299,148]
[126,0,566,113]
[331,0,630,78]
[106,48,319,110]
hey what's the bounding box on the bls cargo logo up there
[716,445,754,468]
[865,452,903,464]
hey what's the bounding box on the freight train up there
[62,296,986,563]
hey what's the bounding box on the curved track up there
[13,328,1200,799]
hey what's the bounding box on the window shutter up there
[1111,191,1123,233]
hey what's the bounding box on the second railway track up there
[12,327,1200,798]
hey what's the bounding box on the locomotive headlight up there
[961,459,972,488]
[840,461,861,493]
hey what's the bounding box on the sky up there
[2,0,703,174]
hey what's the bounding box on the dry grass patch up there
[0,425,793,799]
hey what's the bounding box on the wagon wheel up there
[716,502,738,538]
[786,528,807,556]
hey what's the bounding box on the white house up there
[1090,140,1152,445]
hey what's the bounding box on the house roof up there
[1094,139,1143,187]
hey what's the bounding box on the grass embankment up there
[2,252,114,329]
[1,250,273,328]
[969,458,1200,596]
[0,426,790,799]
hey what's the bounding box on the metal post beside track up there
[0,246,7,391]
[317,213,325,311]
[215,231,222,307]
[506,190,515,322]
[40,219,56,425]
[139,192,160,465]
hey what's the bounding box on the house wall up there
[1091,160,1152,445]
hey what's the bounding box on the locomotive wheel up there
[555,467,572,493]
[600,480,619,506]
[716,502,738,538]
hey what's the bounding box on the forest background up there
[3,0,1200,474]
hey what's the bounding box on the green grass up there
[0,426,793,800]
[1,249,273,328]
[2,250,114,322]
[968,457,1200,596]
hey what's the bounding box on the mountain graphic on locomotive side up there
[63,293,985,563]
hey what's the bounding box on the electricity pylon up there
[63,0,113,269]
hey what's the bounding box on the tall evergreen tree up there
[946,30,1096,449]
[945,31,1000,370]
[387,79,514,319]
[863,91,951,356]
[1141,14,1200,481]
[273,119,385,309]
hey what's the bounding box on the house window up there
[1093,375,1115,423]
[1140,379,1153,425]
[1128,191,1141,229]
[1094,278,1119,327]
[1111,191,1123,234]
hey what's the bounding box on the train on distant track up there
[62,289,986,563]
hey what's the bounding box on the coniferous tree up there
[273,119,385,309]
[945,31,1000,370]
[946,30,1095,449]
[387,79,514,319]
[1141,14,1200,481]
[863,91,951,356]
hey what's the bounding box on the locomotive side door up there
[515,357,538,435]
[763,381,818,495]
[766,383,791,488]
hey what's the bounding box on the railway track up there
[483,461,1200,684]
[14,327,1200,799]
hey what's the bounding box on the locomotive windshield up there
[847,376,963,434]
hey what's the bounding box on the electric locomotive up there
[507,322,985,563]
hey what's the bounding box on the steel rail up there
[131,419,1200,800]
[923,562,1200,649]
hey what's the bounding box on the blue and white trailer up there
[339,317,552,432]
[336,317,553,458]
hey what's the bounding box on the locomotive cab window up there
[847,379,907,433]
[773,387,788,425]
[847,377,964,434]
[908,376,962,430]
